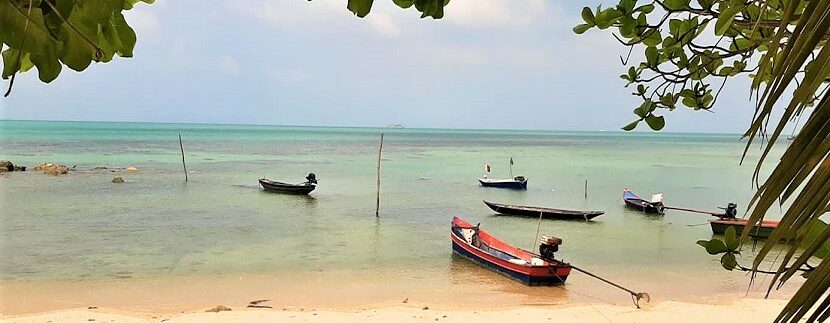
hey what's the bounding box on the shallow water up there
[0,120,798,306]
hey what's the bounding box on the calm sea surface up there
[0,120,797,303]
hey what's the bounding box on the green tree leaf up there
[715,5,743,36]
[724,226,739,251]
[721,253,737,271]
[581,7,595,25]
[347,0,374,17]
[697,239,728,255]
[645,114,665,130]
[645,46,659,67]
[392,0,414,8]
[622,120,640,131]
[663,0,689,10]
[573,24,592,34]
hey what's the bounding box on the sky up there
[0,0,771,133]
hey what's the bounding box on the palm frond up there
[741,0,830,321]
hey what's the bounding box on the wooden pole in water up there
[584,179,588,199]
[375,133,384,217]
[179,134,188,182]
[532,210,544,252]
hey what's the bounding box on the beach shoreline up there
[0,298,789,323]
[1,269,796,317]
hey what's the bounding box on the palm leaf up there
[741,0,830,321]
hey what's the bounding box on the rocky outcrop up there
[112,177,125,183]
[0,160,24,172]
[0,160,12,172]
[35,163,69,175]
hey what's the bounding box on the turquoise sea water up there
[0,120,795,302]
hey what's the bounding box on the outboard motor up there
[305,173,318,184]
[538,235,563,262]
[720,203,738,219]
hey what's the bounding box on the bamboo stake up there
[663,206,722,216]
[375,133,384,217]
[179,134,188,182]
[532,210,544,252]
[584,179,588,199]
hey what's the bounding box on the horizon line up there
[0,118,745,136]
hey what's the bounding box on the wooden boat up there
[258,173,317,195]
[451,217,571,285]
[710,218,779,239]
[623,189,665,214]
[478,176,528,190]
[483,201,604,221]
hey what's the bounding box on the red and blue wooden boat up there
[623,189,665,214]
[451,217,571,285]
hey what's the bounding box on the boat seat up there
[461,229,476,244]
[530,258,545,266]
[508,258,527,265]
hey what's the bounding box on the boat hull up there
[451,238,568,285]
[484,201,603,221]
[259,179,316,195]
[623,190,664,214]
[450,217,570,286]
[478,179,528,190]
[710,219,777,239]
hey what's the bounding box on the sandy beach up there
[1,298,788,323]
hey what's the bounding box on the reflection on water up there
[448,254,571,304]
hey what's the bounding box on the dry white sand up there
[1,298,787,323]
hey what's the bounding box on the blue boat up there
[623,189,664,214]
[478,176,528,190]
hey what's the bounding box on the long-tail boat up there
[478,176,528,190]
[709,218,779,239]
[259,173,317,195]
[623,189,665,214]
[450,217,571,285]
[483,201,604,221]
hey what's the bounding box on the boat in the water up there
[259,173,317,195]
[450,217,571,285]
[483,201,604,221]
[478,176,528,190]
[623,189,665,214]
[710,218,779,239]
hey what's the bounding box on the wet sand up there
[1,298,790,323]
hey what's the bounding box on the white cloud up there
[443,0,548,29]
[246,0,402,38]
[367,13,400,37]
[218,56,240,75]
[124,6,160,36]
[269,69,312,84]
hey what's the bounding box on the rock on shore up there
[35,163,69,175]
[0,160,25,172]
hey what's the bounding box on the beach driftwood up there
[205,305,232,312]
